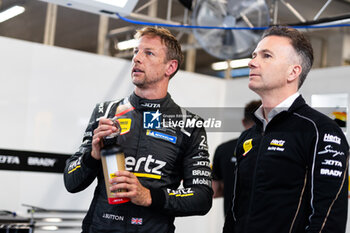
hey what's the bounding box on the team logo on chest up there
[267,139,285,151]
[243,139,253,156]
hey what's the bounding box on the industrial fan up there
[191,0,270,60]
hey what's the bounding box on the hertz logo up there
[125,155,166,179]
[270,139,285,147]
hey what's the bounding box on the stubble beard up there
[132,74,164,89]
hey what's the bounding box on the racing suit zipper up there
[244,126,268,233]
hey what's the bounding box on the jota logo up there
[141,103,160,108]
[143,110,161,129]
[0,155,20,164]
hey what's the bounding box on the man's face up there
[131,35,170,88]
[248,35,298,94]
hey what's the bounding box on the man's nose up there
[133,51,143,63]
[248,58,256,68]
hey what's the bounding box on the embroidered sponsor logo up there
[320,168,342,177]
[146,130,176,144]
[321,159,342,167]
[167,188,194,197]
[102,213,124,221]
[192,178,211,186]
[131,217,143,225]
[270,139,285,147]
[193,161,210,167]
[318,145,345,157]
[323,133,341,145]
[267,146,285,152]
[141,103,160,108]
[192,152,207,159]
[198,135,208,151]
[143,110,161,129]
[192,170,211,177]
[125,155,166,179]
[98,102,104,113]
[243,139,253,156]
[68,156,82,174]
[118,118,132,135]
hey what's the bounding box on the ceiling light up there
[43,218,63,223]
[211,61,228,71]
[94,0,129,8]
[0,6,25,23]
[211,58,251,71]
[230,58,251,69]
[41,226,58,231]
[117,39,138,50]
[39,0,138,17]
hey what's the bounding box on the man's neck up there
[260,90,297,120]
[134,82,169,100]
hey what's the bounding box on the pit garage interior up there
[1,0,350,232]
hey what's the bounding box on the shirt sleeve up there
[149,120,213,216]
[306,123,349,233]
[63,104,102,193]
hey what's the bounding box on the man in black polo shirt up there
[212,100,261,215]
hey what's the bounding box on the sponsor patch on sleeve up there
[146,130,177,144]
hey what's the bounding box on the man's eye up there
[146,51,154,56]
[264,54,271,58]
[133,50,139,54]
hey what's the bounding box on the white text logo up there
[27,157,57,167]
[125,155,166,175]
[323,134,341,145]
[320,168,342,177]
[0,155,20,164]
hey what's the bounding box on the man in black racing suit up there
[63,27,212,233]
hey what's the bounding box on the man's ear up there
[165,60,178,77]
[287,64,302,83]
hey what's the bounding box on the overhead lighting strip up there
[94,0,128,8]
[0,5,25,23]
[211,58,251,71]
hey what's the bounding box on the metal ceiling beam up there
[97,15,109,55]
[43,3,57,45]
[280,0,306,23]
[314,0,333,20]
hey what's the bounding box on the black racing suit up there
[64,92,213,233]
[224,95,349,233]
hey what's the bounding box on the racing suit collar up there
[129,92,172,110]
[252,94,307,131]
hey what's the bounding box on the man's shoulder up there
[293,104,348,146]
[218,138,239,149]
[294,104,342,129]
[214,138,238,156]
[94,98,125,118]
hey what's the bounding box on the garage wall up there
[0,36,349,232]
